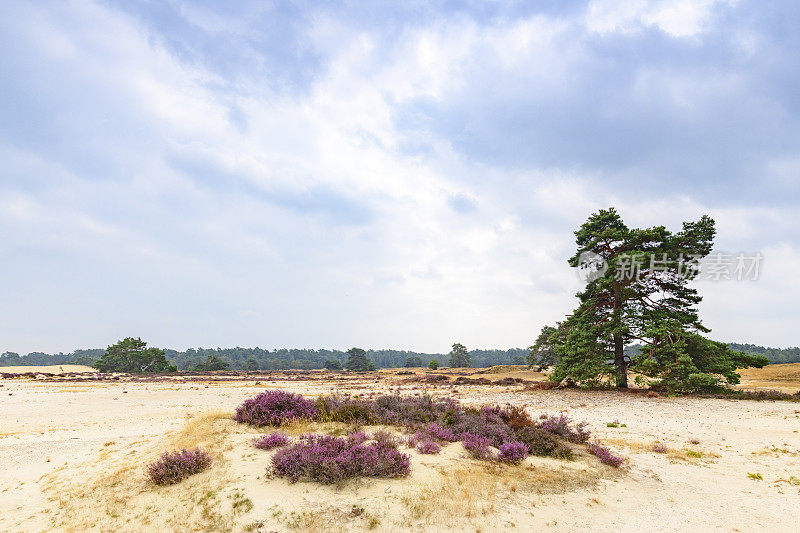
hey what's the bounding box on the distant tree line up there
[726,343,800,365]
[4,340,795,372]
[0,344,529,370]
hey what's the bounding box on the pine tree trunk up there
[614,334,628,388]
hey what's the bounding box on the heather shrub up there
[514,426,574,459]
[372,429,400,448]
[253,432,290,450]
[147,447,212,486]
[586,443,624,467]
[462,433,493,460]
[538,414,591,443]
[411,422,458,444]
[499,404,534,431]
[235,390,317,427]
[651,442,669,454]
[271,434,410,483]
[498,440,528,464]
[346,429,368,446]
[416,440,441,454]
[448,407,512,447]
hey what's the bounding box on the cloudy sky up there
[1,0,798,355]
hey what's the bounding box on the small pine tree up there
[528,325,559,370]
[194,355,230,371]
[345,348,375,372]
[428,359,439,370]
[94,337,176,373]
[324,359,343,371]
[404,356,423,368]
[448,343,471,368]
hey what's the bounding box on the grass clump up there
[147,447,212,485]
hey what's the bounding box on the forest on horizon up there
[2,342,798,370]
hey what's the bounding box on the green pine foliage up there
[193,355,230,371]
[550,208,769,392]
[345,347,376,372]
[93,337,176,373]
[448,343,471,368]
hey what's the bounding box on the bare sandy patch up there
[2,376,800,531]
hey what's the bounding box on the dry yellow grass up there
[597,437,719,462]
[400,458,604,527]
[43,410,240,532]
[737,363,800,392]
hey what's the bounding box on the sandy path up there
[1,379,799,532]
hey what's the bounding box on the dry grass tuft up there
[400,458,602,527]
[42,410,239,532]
[597,437,719,462]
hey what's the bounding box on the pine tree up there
[448,343,471,367]
[551,208,766,391]
[94,337,176,373]
[345,347,375,371]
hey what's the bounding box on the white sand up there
[1,377,799,532]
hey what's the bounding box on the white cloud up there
[586,0,737,37]
[0,0,797,353]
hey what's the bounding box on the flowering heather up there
[147,447,212,486]
[498,440,528,464]
[234,390,317,427]
[372,429,401,448]
[346,429,368,445]
[410,422,457,444]
[416,440,441,454]
[538,414,591,443]
[586,443,625,467]
[651,442,669,454]
[446,407,513,447]
[462,433,493,460]
[234,390,589,468]
[253,432,290,450]
[271,434,410,483]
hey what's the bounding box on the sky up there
[1,0,799,355]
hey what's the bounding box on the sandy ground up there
[1,371,799,532]
[0,365,97,375]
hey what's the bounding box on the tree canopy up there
[345,347,376,371]
[448,343,471,368]
[93,337,176,373]
[550,208,768,392]
[527,325,559,370]
[193,355,230,371]
[404,356,423,368]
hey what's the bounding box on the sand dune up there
[1,374,799,531]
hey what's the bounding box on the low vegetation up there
[231,388,622,486]
[271,433,411,483]
[234,390,317,426]
[253,432,290,450]
[147,447,212,486]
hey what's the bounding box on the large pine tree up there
[551,208,767,391]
